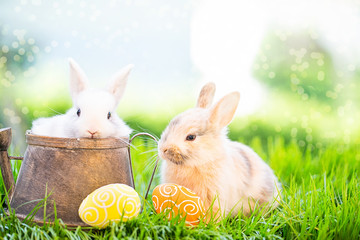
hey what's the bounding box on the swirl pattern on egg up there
[152,183,205,226]
[79,183,140,228]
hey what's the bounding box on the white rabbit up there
[31,58,133,138]
[158,82,281,219]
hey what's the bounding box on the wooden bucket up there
[0,128,158,227]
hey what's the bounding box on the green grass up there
[1,136,360,239]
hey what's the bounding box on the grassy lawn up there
[1,137,359,239]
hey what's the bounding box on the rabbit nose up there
[87,130,98,138]
[159,147,169,157]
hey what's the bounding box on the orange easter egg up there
[152,183,205,226]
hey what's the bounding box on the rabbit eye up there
[186,134,196,141]
[107,112,111,119]
[77,109,81,117]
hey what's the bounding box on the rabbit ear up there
[108,64,134,105]
[209,92,240,129]
[68,58,88,100]
[196,82,216,108]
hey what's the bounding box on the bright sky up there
[191,0,360,114]
[1,0,360,116]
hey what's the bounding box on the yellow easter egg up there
[78,183,140,228]
[152,183,205,226]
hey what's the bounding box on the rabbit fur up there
[31,58,132,138]
[158,82,281,218]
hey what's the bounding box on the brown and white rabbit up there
[158,82,281,218]
[31,58,133,138]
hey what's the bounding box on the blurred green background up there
[1,0,360,154]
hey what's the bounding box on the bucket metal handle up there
[0,128,16,200]
[128,132,159,201]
